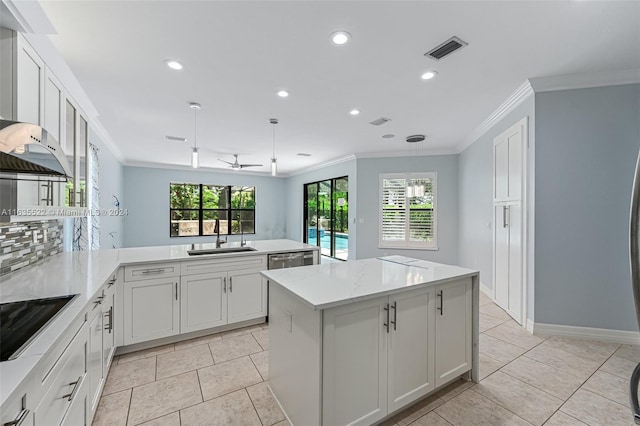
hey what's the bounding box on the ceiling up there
[35,1,640,175]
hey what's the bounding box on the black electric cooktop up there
[0,294,77,362]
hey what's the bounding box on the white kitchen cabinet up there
[323,286,437,426]
[123,277,180,345]
[227,272,267,323]
[88,295,103,413]
[388,287,435,412]
[435,278,472,387]
[61,371,88,426]
[34,319,87,426]
[493,118,525,202]
[180,271,227,333]
[16,34,44,125]
[323,297,388,426]
[102,279,116,374]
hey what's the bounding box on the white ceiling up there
[36,0,640,175]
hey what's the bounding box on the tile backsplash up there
[0,220,63,276]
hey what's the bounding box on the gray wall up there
[458,96,535,295]
[535,84,640,331]
[123,166,287,248]
[356,155,458,263]
[89,126,124,249]
[284,159,357,259]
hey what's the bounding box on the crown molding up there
[354,148,458,159]
[457,80,534,153]
[528,68,640,93]
[285,154,357,177]
[124,160,279,177]
[91,120,125,163]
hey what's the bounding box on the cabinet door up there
[507,203,522,322]
[103,286,116,373]
[494,136,509,201]
[227,270,267,324]
[507,131,522,200]
[16,35,44,125]
[494,205,509,309]
[435,279,472,388]
[124,277,180,345]
[323,297,388,426]
[64,100,76,207]
[61,373,88,426]
[88,304,103,413]
[388,287,435,412]
[180,272,227,334]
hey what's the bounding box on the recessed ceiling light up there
[349,109,360,116]
[330,31,351,46]
[421,70,438,80]
[165,59,183,70]
[277,90,289,98]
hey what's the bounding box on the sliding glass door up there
[304,176,348,260]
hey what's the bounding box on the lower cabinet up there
[88,301,103,413]
[124,257,268,343]
[322,278,471,426]
[123,277,180,345]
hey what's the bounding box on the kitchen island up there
[261,255,479,426]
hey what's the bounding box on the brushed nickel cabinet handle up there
[3,408,29,426]
[230,277,233,293]
[437,290,444,315]
[223,277,227,293]
[175,282,178,300]
[61,376,82,401]
[390,301,397,330]
[383,303,390,333]
[141,268,166,275]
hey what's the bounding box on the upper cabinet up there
[0,30,91,217]
[493,117,527,203]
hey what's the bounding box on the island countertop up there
[261,255,478,310]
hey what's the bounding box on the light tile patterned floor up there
[93,297,639,425]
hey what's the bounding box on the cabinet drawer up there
[124,262,180,281]
[181,255,267,276]
[35,321,86,426]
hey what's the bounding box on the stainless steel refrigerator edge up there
[629,149,640,424]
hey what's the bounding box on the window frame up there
[378,172,438,250]
[169,183,256,238]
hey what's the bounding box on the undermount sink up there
[187,246,257,256]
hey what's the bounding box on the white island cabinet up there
[262,257,478,426]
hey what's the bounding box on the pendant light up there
[270,118,278,176]
[190,102,201,168]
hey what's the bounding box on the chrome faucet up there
[240,222,246,246]
[215,219,227,248]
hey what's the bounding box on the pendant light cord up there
[272,123,276,159]
[193,108,198,150]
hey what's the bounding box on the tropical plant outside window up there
[170,183,255,237]
[379,172,437,249]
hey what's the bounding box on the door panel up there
[227,270,266,323]
[494,138,508,201]
[323,298,387,426]
[494,205,509,309]
[181,272,226,333]
[388,287,435,412]
[508,132,522,200]
[508,204,522,323]
[124,278,180,344]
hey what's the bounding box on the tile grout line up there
[536,345,624,424]
[244,387,266,426]
[466,387,536,426]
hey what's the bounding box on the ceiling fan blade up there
[240,164,263,168]
[218,159,234,166]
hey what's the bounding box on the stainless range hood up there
[0,119,72,179]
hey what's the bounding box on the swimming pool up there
[308,232,348,251]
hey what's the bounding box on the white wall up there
[284,159,357,259]
[123,166,287,248]
[356,155,458,263]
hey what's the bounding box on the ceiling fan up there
[218,154,263,170]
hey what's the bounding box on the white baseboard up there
[533,322,640,345]
[479,282,492,298]
[526,319,535,333]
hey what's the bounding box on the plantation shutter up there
[379,173,437,249]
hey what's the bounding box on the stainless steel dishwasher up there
[267,251,315,270]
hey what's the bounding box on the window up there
[379,173,437,249]
[170,183,255,237]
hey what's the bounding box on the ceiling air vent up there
[297,153,312,157]
[425,36,468,61]
[406,135,426,143]
[166,136,187,142]
[369,117,391,126]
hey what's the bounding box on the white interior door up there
[508,203,522,321]
[494,205,509,309]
